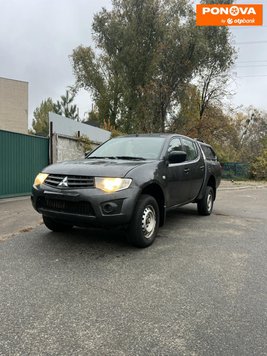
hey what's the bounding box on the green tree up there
[232,107,267,162]
[194,12,236,135]
[72,0,208,132]
[71,0,236,134]
[251,147,267,180]
[32,98,55,136]
[53,89,80,120]
[169,0,236,135]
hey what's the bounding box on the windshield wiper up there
[86,156,117,159]
[86,156,146,160]
[115,156,146,160]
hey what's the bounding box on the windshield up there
[88,137,165,160]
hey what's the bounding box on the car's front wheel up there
[127,194,159,248]
[197,186,214,216]
[43,216,73,232]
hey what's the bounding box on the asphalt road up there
[0,187,266,356]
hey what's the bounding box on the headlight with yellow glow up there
[34,173,48,187]
[95,177,132,193]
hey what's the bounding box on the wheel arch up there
[141,183,166,227]
[207,175,216,200]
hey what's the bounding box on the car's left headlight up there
[95,177,132,193]
[34,173,48,187]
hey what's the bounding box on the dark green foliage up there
[32,98,55,136]
[32,90,80,136]
[53,90,80,120]
[251,148,267,180]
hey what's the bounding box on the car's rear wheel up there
[197,186,214,216]
[127,194,159,248]
[43,215,73,232]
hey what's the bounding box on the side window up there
[168,138,183,153]
[181,138,198,161]
[201,145,216,160]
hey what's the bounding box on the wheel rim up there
[207,192,213,212]
[141,205,156,239]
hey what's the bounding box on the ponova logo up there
[196,4,263,27]
[202,6,256,17]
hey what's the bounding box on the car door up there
[165,137,189,207]
[181,138,205,201]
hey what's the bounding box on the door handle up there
[184,168,190,174]
[200,165,205,170]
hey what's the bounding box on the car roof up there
[114,133,196,140]
[197,140,213,148]
[115,133,171,138]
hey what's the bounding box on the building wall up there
[0,77,28,134]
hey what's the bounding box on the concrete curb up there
[219,185,267,191]
[0,196,30,203]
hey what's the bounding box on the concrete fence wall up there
[52,134,99,163]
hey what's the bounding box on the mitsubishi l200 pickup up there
[32,134,221,247]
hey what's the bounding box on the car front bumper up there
[31,184,140,227]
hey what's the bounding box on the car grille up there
[44,174,94,189]
[37,197,95,216]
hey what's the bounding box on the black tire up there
[43,215,73,232]
[127,194,159,248]
[197,186,214,216]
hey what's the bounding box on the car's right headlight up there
[33,173,48,187]
[95,177,132,193]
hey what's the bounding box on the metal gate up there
[0,130,49,198]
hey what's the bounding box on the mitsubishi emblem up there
[58,176,68,187]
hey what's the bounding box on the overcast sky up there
[0,0,266,128]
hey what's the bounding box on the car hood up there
[43,158,152,177]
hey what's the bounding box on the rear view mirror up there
[168,151,187,164]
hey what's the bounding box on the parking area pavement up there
[0,183,266,355]
[0,196,42,240]
[0,180,266,240]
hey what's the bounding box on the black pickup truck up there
[32,134,221,247]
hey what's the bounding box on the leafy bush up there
[102,120,124,138]
[251,149,267,180]
[75,134,92,153]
